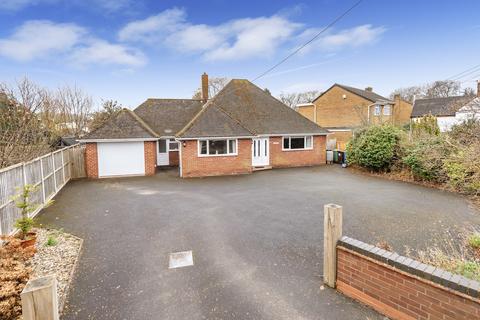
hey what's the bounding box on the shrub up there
[468,233,480,249]
[402,136,449,182]
[347,125,405,171]
[443,142,480,195]
[411,114,440,136]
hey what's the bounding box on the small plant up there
[468,233,480,249]
[11,184,40,240]
[376,240,393,251]
[45,235,58,247]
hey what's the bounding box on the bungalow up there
[80,74,328,178]
[411,82,479,132]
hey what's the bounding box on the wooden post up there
[323,203,343,288]
[21,275,59,320]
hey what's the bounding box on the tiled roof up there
[314,84,391,103]
[84,109,158,139]
[134,99,203,136]
[411,96,474,117]
[178,79,328,138]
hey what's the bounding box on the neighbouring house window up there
[282,136,313,150]
[383,105,391,116]
[168,139,179,151]
[198,139,237,156]
[374,105,381,116]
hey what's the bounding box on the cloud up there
[119,8,302,61]
[300,24,386,52]
[0,0,132,12]
[0,20,85,61]
[118,8,186,42]
[0,20,146,67]
[70,39,146,67]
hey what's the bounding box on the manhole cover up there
[169,251,194,269]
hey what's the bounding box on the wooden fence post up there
[21,275,59,320]
[323,203,343,288]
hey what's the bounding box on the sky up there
[0,0,479,109]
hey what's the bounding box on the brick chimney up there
[201,72,208,102]
[365,87,373,92]
[477,80,480,97]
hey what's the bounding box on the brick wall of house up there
[298,105,315,122]
[327,131,352,151]
[144,141,156,176]
[180,139,252,178]
[337,238,480,320]
[169,151,179,166]
[312,85,412,130]
[85,142,98,178]
[314,86,372,128]
[269,136,326,168]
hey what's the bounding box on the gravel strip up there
[30,228,83,312]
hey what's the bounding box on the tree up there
[89,100,123,131]
[390,80,472,102]
[277,90,321,109]
[192,77,229,99]
[425,80,461,98]
[0,78,52,168]
[56,85,93,137]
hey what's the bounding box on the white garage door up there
[97,142,145,177]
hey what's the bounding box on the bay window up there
[198,139,237,156]
[282,136,313,150]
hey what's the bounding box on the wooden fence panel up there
[0,144,85,236]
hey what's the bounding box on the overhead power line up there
[446,63,480,81]
[251,0,364,82]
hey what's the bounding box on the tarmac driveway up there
[37,166,480,319]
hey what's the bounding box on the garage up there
[97,142,145,177]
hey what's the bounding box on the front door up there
[157,139,169,166]
[252,138,269,166]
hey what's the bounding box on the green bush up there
[347,125,405,171]
[468,233,480,249]
[402,136,449,182]
[412,114,440,136]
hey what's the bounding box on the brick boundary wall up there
[85,142,98,178]
[336,236,480,320]
[144,141,157,176]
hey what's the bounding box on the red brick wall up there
[85,143,98,178]
[144,141,156,176]
[169,151,179,166]
[180,139,252,178]
[270,135,326,168]
[337,246,480,320]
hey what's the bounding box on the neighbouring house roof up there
[313,84,391,103]
[134,99,203,136]
[411,96,475,118]
[178,79,328,138]
[83,108,158,140]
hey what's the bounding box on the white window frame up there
[374,105,381,116]
[282,135,313,151]
[383,104,392,116]
[197,139,238,157]
[168,139,179,151]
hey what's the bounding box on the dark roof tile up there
[411,96,474,117]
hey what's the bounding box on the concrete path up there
[37,166,480,319]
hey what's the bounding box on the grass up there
[45,235,58,247]
[406,229,480,282]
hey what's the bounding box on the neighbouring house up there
[80,74,328,178]
[297,84,412,151]
[411,81,480,132]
